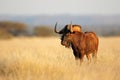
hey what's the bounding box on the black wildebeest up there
[54,22,99,64]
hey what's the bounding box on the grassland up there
[0,37,120,80]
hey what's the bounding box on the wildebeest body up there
[62,32,99,64]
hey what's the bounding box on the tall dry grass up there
[0,37,120,80]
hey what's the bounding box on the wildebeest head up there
[61,33,72,48]
[54,22,82,47]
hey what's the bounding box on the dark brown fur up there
[62,32,99,64]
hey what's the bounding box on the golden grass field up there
[0,37,120,80]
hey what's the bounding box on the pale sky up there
[0,0,120,15]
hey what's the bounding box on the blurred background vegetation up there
[0,21,120,39]
[0,21,56,39]
[0,21,26,39]
[34,26,55,37]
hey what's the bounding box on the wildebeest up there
[62,31,99,64]
[54,22,82,47]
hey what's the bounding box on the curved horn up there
[54,22,60,34]
[70,21,73,32]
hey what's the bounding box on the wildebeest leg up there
[92,50,97,63]
[86,54,91,63]
[75,57,80,65]
[79,50,85,65]
[74,52,80,65]
[80,55,84,65]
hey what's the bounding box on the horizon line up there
[0,13,120,16]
